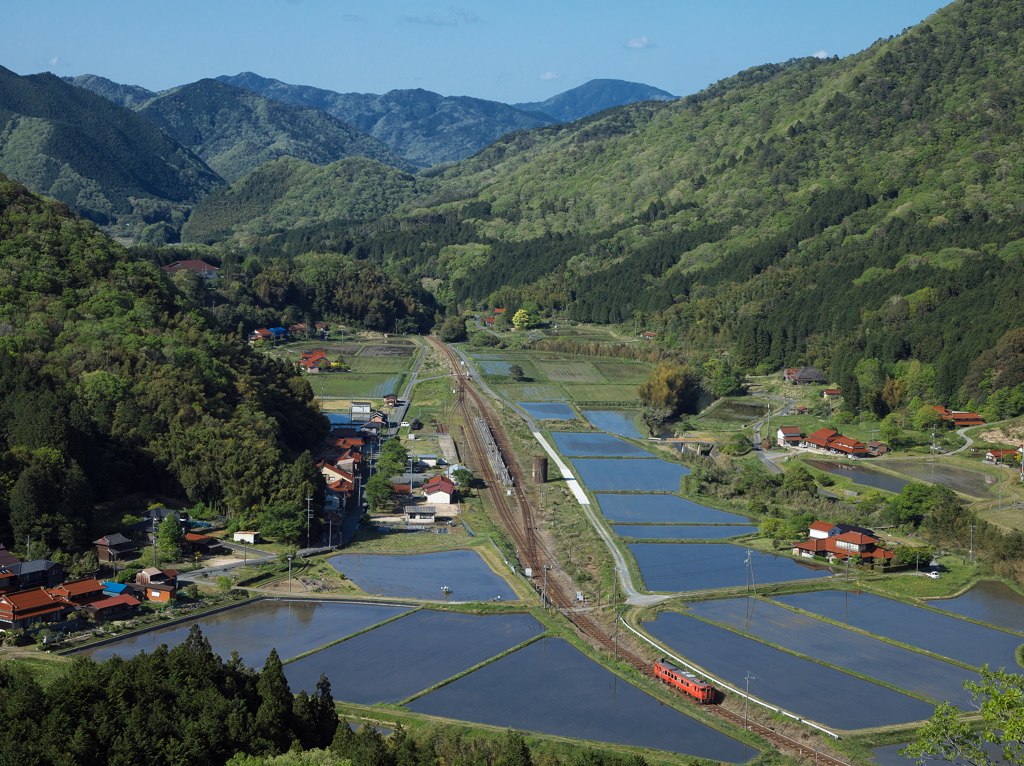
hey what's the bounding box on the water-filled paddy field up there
[596,494,750,524]
[82,600,409,665]
[771,590,1023,669]
[630,544,833,592]
[285,611,543,703]
[805,460,910,494]
[698,399,768,423]
[552,432,653,457]
[409,637,756,763]
[930,580,1024,632]
[572,458,690,492]
[518,402,576,420]
[882,460,994,498]
[613,525,756,540]
[690,598,977,706]
[328,550,517,601]
[643,612,934,729]
[582,410,643,438]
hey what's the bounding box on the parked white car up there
[926,571,940,579]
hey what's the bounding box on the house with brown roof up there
[0,544,18,568]
[94,532,138,563]
[793,523,893,566]
[141,582,177,603]
[0,589,71,630]
[383,394,399,406]
[49,578,106,605]
[777,426,803,448]
[784,366,826,384]
[801,428,869,457]
[85,594,141,621]
[136,568,177,586]
[184,533,225,556]
[161,259,219,279]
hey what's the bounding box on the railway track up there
[425,337,851,765]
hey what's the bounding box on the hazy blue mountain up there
[61,73,156,108]
[0,66,222,226]
[513,79,677,122]
[216,72,553,166]
[135,79,414,182]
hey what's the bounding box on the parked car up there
[926,571,940,579]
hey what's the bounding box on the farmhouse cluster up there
[776,426,888,457]
[791,522,895,566]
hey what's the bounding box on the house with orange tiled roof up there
[792,523,893,566]
[931,406,985,427]
[422,476,456,503]
[49,578,105,605]
[0,588,72,630]
[801,428,869,457]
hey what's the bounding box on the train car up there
[653,658,715,703]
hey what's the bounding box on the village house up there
[161,259,219,279]
[868,440,889,456]
[405,506,438,525]
[0,544,19,567]
[640,332,658,340]
[297,349,332,373]
[931,406,986,427]
[49,578,106,605]
[793,523,894,566]
[0,589,72,630]
[0,560,65,591]
[784,366,826,384]
[232,531,261,545]
[776,426,803,448]
[184,533,225,557]
[422,476,456,504]
[985,449,1019,464]
[801,427,870,457]
[85,594,141,622]
[823,388,842,399]
[383,393,399,407]
[94,532,138,563]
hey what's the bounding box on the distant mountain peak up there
[514,78,677,123]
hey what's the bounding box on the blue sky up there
[6,1,948,103]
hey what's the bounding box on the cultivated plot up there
[593,362,652,384]
[644,612,935,730]
[285,611,543,703]
[346,356,411,373]
[409,637,756,763]
[536,361,605,383]
[690,598,977,706]
[552,432,653,457]
[317,373,403,398]
[328,550,517,601]
[572,458,690,492]
[494,383,567,401]
[771,590,1023,669]
[582,409,643,438]
[630,543,833,592]
[596,493,751,524]
[83,600,410,666]
[613,525,756,540]
[930,580,1024,633]
[359,345,415,357]
[562,383,641,402]
[518,402,576,420]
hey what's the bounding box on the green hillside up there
[0,66,222,226]
[61,73,156,108]
[198,0,1024,414]
[0,175,326,553]
[137,79,414,183]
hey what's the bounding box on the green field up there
[536,360,605,383]
[346,356,413,373]
[593,361,653,384]
[314,373,405,398]
[493,382,568,401]
[561,383,639,402]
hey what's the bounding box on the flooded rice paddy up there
[930,580,1024,632]
[285,611,543,703]
[572,458,690,492]
[771,591,1023,669]
[882,461,994,498]
[409,637,756,763]
[596,493,750,524]
[643,612,934,729]
[630,544,833,592]
[328,550,518,601]
[83,600,410,665]
[552,432,653,457]
[613,525,755,540]
[582,410,644,439]
[518,402,576,420]
[690,598,977,706]
[805,460,910,494]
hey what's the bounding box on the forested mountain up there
[215,72,554,166]
[181,155,431,247]
[199,0,1024,413]
[61,73,156,108]
[135,79,414,183]
[513,78,677,123]
[0,175,326,555]
[0,66,222,227]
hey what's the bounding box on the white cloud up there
[539,71,561,81]
[812,49,829,58]
[626,35,654,49]
[49,56,60,67]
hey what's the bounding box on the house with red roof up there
[931,406,985,427]
[298,350,332,373]
[823,388,842,399]
[422,476,456,504]
[0,589,72,630]
[801,428,869,457]
[85,594,141,621]
[792,525,894,566]
[49,578,105,605]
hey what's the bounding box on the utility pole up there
[744,672,756,730]
[305,496,313,549]
[970,523,975,564]
[612,568,619,659]
[287,555,294,593]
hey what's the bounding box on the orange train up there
[653,658,716,703]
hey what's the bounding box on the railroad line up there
[426,337,850,766]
